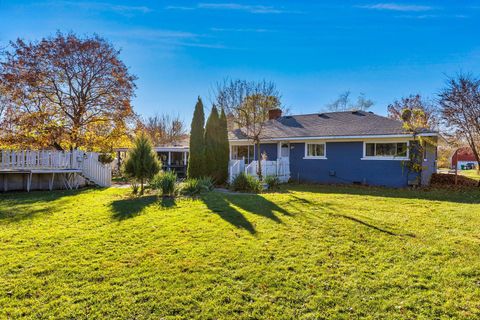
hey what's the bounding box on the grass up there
[1,185,480,319]
[460,169,480,181]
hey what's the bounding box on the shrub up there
[231,173,262,193]
[264,175,281,190]
[123,133,161,194]
[180,178,201,196]
[98,153,114,164]
[151,171,178,197]
[131,181,139,195]
[198,177,215,192]
[180,177,214,196]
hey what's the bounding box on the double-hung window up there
[363,142,408,160]
[304,143,326,159]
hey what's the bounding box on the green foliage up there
[180,177,214,196]
[131,181,139,195]
[205,105,220,180]
[151,171,177,197]
[98,153,114,164]
[231,172,263,193]
[264,175,281,190]
[187,97,206,179]
[217,108,230,185]
[2,186,480,318]
[123,133,161,194]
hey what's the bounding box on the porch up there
[115,146,189,177]
[228,142,291,182]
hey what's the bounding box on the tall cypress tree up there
[204,105,220,180]
[218,108,229,184]
[187,97,206,178]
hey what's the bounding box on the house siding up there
[287,141,416,188]
[421,142,437,185]
[253,143,278,161]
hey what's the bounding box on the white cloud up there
[359,3,433,12]
[166,3,300,14]
[107,29,228,49]
[198,3,283,14]
[38,1,152,14]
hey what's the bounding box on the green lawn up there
[460,169,480,181]
[1,185,480,319]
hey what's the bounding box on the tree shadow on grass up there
[110,195,157,220]
[330,213,416,237]
[160,196,176,208]
[201,192,292,234]
[0,189,89,222]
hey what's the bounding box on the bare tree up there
[325,91,374,112]
[439,74,480,173]
[140,113,186,146]
[214,79,283,179]
[387,94,439,130]
[0,32,137,150]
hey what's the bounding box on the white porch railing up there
[0,150,111,187]
[0,150,79,170]
[81,153,111,187]
[229,158,290,183]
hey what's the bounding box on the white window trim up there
[361,141,410,161]
[304,142,327,159]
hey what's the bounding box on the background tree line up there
[1,31,478,178]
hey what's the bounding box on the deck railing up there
[229,158,290,182]
[0,150,111,187]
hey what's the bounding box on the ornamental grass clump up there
[151,171,178,197]
[264,175,281,190]
[180,177,214,196]
[231,173,262,193]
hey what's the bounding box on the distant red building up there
[451,147,478,169]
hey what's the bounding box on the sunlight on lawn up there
[1,185,480,319]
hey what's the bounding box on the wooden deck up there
[0,168,83,192]
[0,150,111,191]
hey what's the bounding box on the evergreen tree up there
[123,132,161,195]
[218,108,230,184]
[187,97,206,178]
[205,105,220,179]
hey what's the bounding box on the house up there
[228,109,439,188]
[114,136,190,177]
[451,147,478,170]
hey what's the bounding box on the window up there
[363,142,408,159]
[231,145,254,163]
[305,143,326,159]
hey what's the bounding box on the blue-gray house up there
[228,109,439,188]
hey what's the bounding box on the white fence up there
[0,150,111,187]
[229,158,290,183]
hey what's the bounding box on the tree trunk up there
[256,140,262,180]
[140,177,144,195]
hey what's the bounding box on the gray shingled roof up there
[229,110,434,140]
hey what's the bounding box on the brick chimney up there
[268,108,282,120]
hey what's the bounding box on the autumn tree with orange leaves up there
[0,32,137,151]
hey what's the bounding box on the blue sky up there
[1,1,479,122]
